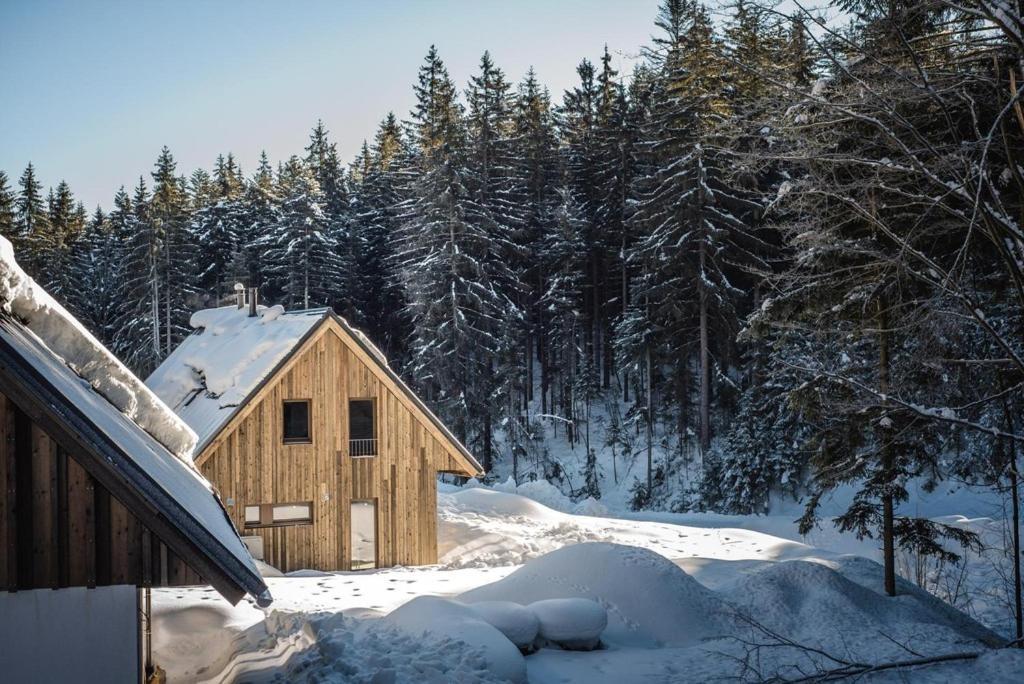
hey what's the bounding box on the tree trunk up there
[698,239,710,455]
[879,301,896,597]
[646,342,654,498]
[1002,394,1023,643]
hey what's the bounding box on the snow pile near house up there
[383,596,528,682]
[463,543,731,647]
[466,601,540,649]
[528,598,607,649]
[0,235,197,460]
[146,305,326,449]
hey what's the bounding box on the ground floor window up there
[350,500,377,570]
[244,501,313,527]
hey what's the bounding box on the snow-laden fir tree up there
[397,46,518,466]
[260,156,343,310]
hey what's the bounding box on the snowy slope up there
[146,305,326,450]
[153,485,1022,683]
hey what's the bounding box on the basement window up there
[283,400,311,443]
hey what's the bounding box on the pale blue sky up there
[1,0,662,211]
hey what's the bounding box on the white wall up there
[0,585,139,683]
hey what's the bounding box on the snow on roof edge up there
[0,236,199,461]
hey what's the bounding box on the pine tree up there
[350,114,410,357]
[16,163,49,275]
[191,154,246,304]
[113,179,164,373]
[150,147,197,356]
[305,121,356,316]
[627,0,765,463]
[510,69,560,415]
[73,207,126,347]
[236,151,280,295]
[0,171,18,247]
[397,46,515,465]
[260,156,342,310]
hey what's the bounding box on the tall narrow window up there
[283,400,311,443]
[349,399,377,456]
[350,500,377,570]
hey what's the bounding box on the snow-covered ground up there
[153,483,1024,683]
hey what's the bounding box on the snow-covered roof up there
[148,303,483,474]
[0,237,197,460]
[0,237,267,605]
[146,305,329,452]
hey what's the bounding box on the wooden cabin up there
[0,242,268,682]
[147,295,482,574]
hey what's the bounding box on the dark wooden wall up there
[198,320,474,573]
[0,393,203,591]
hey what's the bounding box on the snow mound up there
[483,476,575,512]
[724,558,1002,654]
[382,596,527,683]
[0,236,197,461]
[462,542,732,647]
[446,485,564,522]
[529,598,607,650]
[572,496,609,517]
[467,601,540,650]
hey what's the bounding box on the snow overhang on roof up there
[0,236,268,606]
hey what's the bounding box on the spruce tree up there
[0,171,19,247]
[397,46,514,465]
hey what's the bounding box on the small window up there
[283,400,311,443]
[244,505,261,524]
[349,399,377,457]
[272,503,312,524]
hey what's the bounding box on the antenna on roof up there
[234,283,245,309]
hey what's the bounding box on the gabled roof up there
[145,305,327,451]
[146,305,483,475]
[0,238,268,606]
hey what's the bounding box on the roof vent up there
[248,288,258,317]
[234,283,245,309]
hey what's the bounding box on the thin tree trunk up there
[646,342,654,498]
[698,239,710,455]
[1003,394,1023,643]
[879,300,896,597]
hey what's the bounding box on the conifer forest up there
[3,0,1023,598]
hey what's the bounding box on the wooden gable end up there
[193,318,478,571]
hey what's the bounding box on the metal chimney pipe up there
[248,288,258,317]
[234,283,245,309]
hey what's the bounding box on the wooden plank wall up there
[0,393,204,591]
[199,324,466,573]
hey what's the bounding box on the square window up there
[283,400,311,443]
[244,505,261,525]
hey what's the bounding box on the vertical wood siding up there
[197,322,472,572]
[0,393,205,591]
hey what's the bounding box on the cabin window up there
[350,500,377,570]
[349,399,377,457]
[244,501,313,527]
[272,503,313,524]
[283,400,311,443]
[244,505,261,524]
